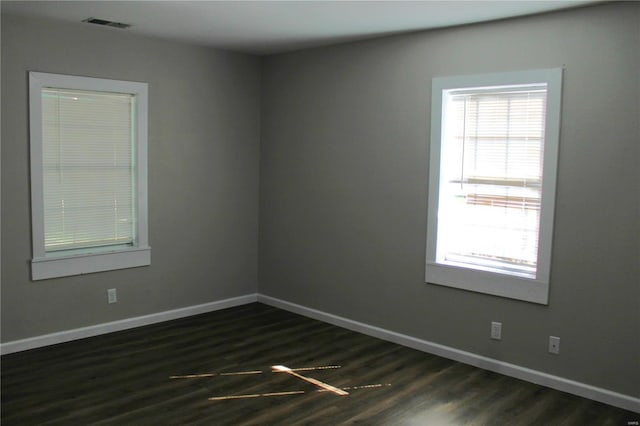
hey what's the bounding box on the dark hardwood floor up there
[2,303,637,425]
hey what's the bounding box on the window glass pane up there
[437,86,547,277]
[41,88,136,252]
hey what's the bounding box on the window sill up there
[31,246,151,280]
[425,261,549,305]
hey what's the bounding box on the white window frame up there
[426,68,562,304]
[29,72,150,280]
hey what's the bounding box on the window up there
[29,72,150,280]
[426,69,562,304]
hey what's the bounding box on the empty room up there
[1,1,638,424]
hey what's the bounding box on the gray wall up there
[259,2,640,397]
[1,14,261,341]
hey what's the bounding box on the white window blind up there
[437,85,547,277]
[41,88,136,252]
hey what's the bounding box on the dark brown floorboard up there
[1,303,637,425]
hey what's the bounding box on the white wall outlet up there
[549,336,560,354]
[491,321,502,340]
[107,288,117,304]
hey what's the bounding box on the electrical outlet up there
[107,288,117,304]
[491,321,502,340]
[549,336,560,354]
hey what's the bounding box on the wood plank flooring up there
[2,303,637,425]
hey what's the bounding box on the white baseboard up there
[2,292,637,413]
[0,293,258,355]
[257,294,640,413]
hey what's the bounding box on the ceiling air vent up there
[82,18,131,29]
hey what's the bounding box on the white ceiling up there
[1,1,598,55]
